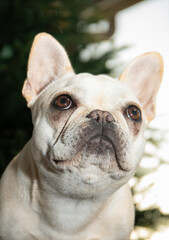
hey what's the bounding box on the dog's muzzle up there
[84,109,131,171]
[51,109,131,172]
[86,110,115,153]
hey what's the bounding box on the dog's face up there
[30,74,145,197]
[22,33,163,198]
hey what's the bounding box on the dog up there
[0,33,163,240]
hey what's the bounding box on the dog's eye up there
[126,105,142,122]
[54,95,72,110]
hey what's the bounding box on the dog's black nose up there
[86,110,114,124]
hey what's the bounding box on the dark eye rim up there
[125,104,142,122]
[53,94,74,110]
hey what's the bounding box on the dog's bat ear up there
[22,33,74,107]
[119,52,163,122]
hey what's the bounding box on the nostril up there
[96,113,100,122]
[86,110,100,121]
[105,112,115,123]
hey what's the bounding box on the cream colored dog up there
[0,33,163,240]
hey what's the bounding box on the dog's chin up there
[47,162,131,199]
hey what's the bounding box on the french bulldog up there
[0,33,163,240]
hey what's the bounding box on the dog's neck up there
[35,189,107,233]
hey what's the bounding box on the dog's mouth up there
[52,134,115,165]
[52,132,130,172]
[50,120,132,173]
[86,135,114,153]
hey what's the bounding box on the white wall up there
[115,0,169,158]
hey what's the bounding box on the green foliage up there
[0,0,118,175]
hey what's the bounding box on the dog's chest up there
[34,185,133,240]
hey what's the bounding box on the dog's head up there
[22,33,163,198]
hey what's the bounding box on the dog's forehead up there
[38,73,139,110]
[71,73,121,92]
[63,73,138,108]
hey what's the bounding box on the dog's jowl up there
[0,33,163,240]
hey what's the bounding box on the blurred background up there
[0,0,169,239]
